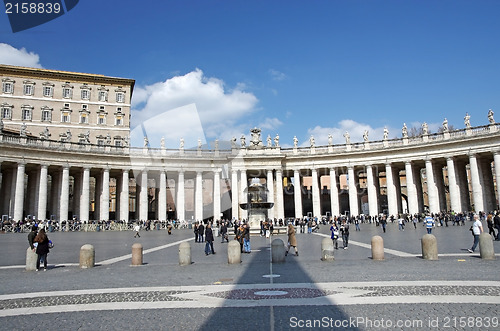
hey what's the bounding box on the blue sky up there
[1,0,499,148]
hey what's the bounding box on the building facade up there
[0,65,134,146]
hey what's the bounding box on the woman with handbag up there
[34,227,50,271]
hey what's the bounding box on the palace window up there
[81,84,91,100]
[2,79,14,94]
[23,81,35,96]
[98,114,106,125]
[61,111,71,123]
[1,104,12,119]
[41,106,52,122]
[115,116,123,126]
[80,113,88,124]
[42,83,54,97]
[62,83,73,99]
[115,87,126,103]
[98,86,108,102]
[21,105,33,121]
[115,139,122,147]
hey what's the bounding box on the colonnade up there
[1,151,499,224]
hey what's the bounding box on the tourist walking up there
[220,221,229,243]
[34,228,50,271]
[487,214,495,238]
[468,214,483,253]
[193,222,199,242]
[380,216,387,233]
[204,223,216,255]
[133,223,141,238]
[340,220,349,249]
[494,212,500,240]
[198,222,205,243]
[425,214,435,234]
[398,217,405,231]
[330,223,339,249]
[243,222,251,253]
[235,222,246,253]
[285,222,298,256]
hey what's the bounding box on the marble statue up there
[363,130,369,142]
[179,137,184,149]
[197,138,202,149]
[240,135,246,147]
[215,139,219,150]
[40,127,51,140]
[274,134,279,147]
[267,135,272,147]
[488,109,495,124]
[442,118,449,132]
[309,135,315,147]
[161,137,165,149]
[343,131,350,144]
[422,122,428,135]
[293,136,298,148]
[328,134,333,146]
[143,136,149,148]
[383,127,388,140]
[20,122,27,137]
[402,123,408,138]
[464,113,471,128]
[105,133,111,145]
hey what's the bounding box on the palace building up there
[0,65,499,224]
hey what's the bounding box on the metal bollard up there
[79,244,95,268]
[25,247,37,271]
[271,238,286,263]
[371,235,384,260]
[321,237,335,261]
[479,233,495,260]
[421,234,438,260]
[178,242,191,266]
[131,243,143,266]
[227,240,241,264]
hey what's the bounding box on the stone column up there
[231,169,239,220]
[404,162,419,215]
[275,169,285,220]
[329,168,340,216]
[469,154,484,212]
[59,166,70,223]
[13,163,25,221]
[2,168,14,217]
[311,168,321,218]
[158,170,167,221]
[479,157,496,212]
[347,166,359,217]
[72,171,81,220]
[456,160,471,212]
[27,170,38,218]
[425,159,439,214]
[240,170,247,219]
[446,157,461,213]
[393,167,403,214]
[494,152,500,209]
[80,167,90,223]
[385,163,398,217]
[213,169,221,222]
[100,168,110,222]
[195,171,203,222]
[176,171,185,221]
[293,169,303,218]
[139,170,148,221]
[413,166,425,213]
[266,170,275,220]
[37,165,48,221]
[366,164,379,217]
[120,170,129,223]
[433,163,446,212]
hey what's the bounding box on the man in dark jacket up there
[494,212,500,240]
[28,225,37,251]
[220,221,228,243]
[204,223,216,255]
[198,222,205,243]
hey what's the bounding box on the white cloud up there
[131,69,259,145]
[305,119,400,147]
[269,69,286,81]
[258,117,283,131]
[0,43,42,68]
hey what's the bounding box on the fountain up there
[239,178,274,231]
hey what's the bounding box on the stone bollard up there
[321,238,335,261]
[227,240,241,264]
[421,234,438,260]
[26,247,37,271]
[79,244,95,268]
[479,233,495,260]
[271,238,286,263]
[131,243,143,266]
[371,235,384,260]
[178,242,191,266]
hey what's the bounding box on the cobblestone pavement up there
[0,222,499,330]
